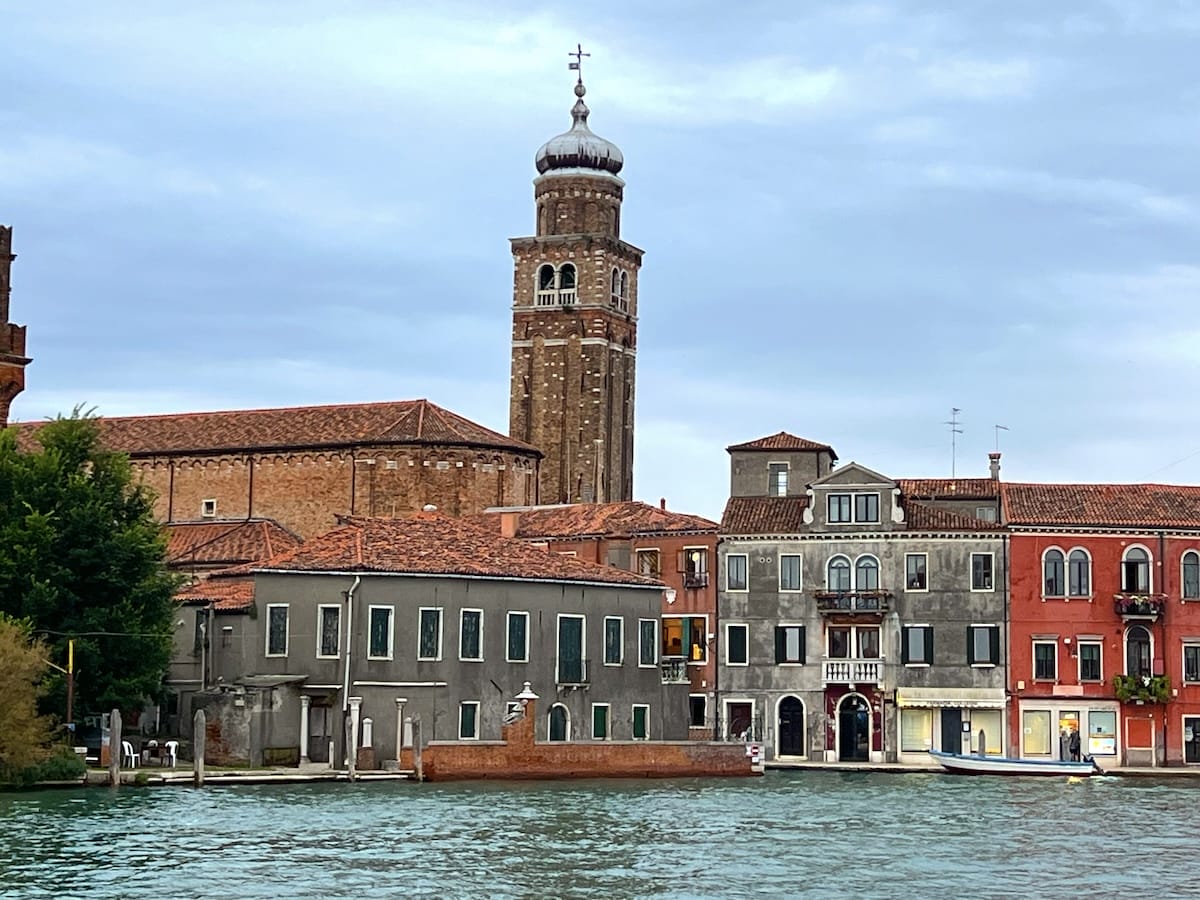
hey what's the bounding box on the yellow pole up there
[66,639,75,732]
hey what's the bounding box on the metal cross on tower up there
[568,43,590,82]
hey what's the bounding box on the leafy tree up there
[0,614,54,776]
[0,411,178,720]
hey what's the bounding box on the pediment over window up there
[810,461,896,489]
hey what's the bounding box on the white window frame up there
[632,703,650,740]
[854,554,880,591]
[1033,640,1058,681]
[417,607,443,661]
[591,703,611,740]
[1182,550,1200,601]
[603,616,624,666]
[905,553,928,592]
[688,693,707,729]
[969,623,1000,667]
[316,603,340,659]
[1042,547,1066,598]
[459,608,484,662]
[1120,544,1154,593]
[1068,547,1092,598]
[265,603,289,658]
[506,611,529,663]
[775,622,805,665]
[726,553,749,592]
[828,493,852,524]
[366,605,395,661]
[903,623,932,667]
[1183,643,1200,684]
[201,498,218,518]
[853,492,880,524]
[778,554,803,592]
[638,618,658,668]
[458,700,480,740]
[726,623,749,666]
[1078,639,1103,683]
[768,462,789,497]
[971,552,995,592]
[827,555,852,591]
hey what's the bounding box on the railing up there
[536,290,557,306]
[660,660,689,684]
[684,572,710,590]
[556,659,588,686]
[814,591,892,614]
[822,657,884,686]
[1114,593,1167,619]
[715,715,764,743]
[558,289,577,305]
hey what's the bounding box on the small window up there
[827,556,851,591]
[854,493,879,523]
[638,619,657,667]
[768,463,789,497]
[632,704,650,740]
[1033,641,1057,680]
[265,604,288,657]
[418,608,442,660]
[636,549,661,577]
[855,556,880,591]
[368,606,393,660]
[1068,550,1091,597]
[726,554,748,591]
[201,498,217,518]
[726,624,749,666]
[460,609,483,661]
[317,605,340,658]
[592,704,610,740]
[558,262,576,291]
[680,548,709,588]
[967,625,1000,666]
[688,695,706,728]
[507,611,529,663]
[1183,551,1200,600]
[902,625,932,665]
[459,701,479,740]
[538,263,556,291]
[1184,644,1200,683]
[828,494,852,523]
[1044,549,1065,597]
[779,555,802,592]
[975,506,997,522]
[1121,547,1151,593]
[1078,641,1102,682]
[774,625,806,664]
[905,554,927,591]
[971,553,994,591]
[604,616,623,665]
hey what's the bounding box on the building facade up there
[508,73,642,505]
[0,225,30,428]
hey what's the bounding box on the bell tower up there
[509,49,643,504]
[0,226,29,428]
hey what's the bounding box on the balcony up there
[1114,593,1166,621]
[684,572,710,590]
[556,660,589,686]
[822,657,885,687]
[660,659,689,684]
[814,590,893,615]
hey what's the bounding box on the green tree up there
[0,411,178,721]
[0,614,54,776]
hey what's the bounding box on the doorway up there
[837,694,870,762]
[940,708,962,753]
[777,696,806,757]
[548,704,570,741]
[1185,717,1200,764]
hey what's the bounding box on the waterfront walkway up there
[764,760,1200,777]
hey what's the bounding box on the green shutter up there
[926,627,934,664]
[990,626,1000,665]
[797,626,806,664]
[901,628,910,664]
[967,626,976,665]
[774,627,786,664]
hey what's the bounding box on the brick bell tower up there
[0,226,30,429]
[509,49,643,504]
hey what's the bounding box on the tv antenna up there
[993,424,1009,451]
[944,408,963,477]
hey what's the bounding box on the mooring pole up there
[193,708,206,787]
[109,708,122,787]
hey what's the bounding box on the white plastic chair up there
[164,740,179,768]
[121,740,137,768]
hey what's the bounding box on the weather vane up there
[568,43,590,83]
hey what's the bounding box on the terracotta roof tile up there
[174,573,256,612]
[903,500,1000,531]
[14,399,538,457]
[476,501,717,539]
[1003,483,1200,528]
[167,519,303,567]
[255,514,664,587]
[899,478,999,500]
[726,432,836,456]
[720,497,810,533]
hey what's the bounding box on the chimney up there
[500,510,519,538]
[660,497,666,511]
[988,452,1001,481]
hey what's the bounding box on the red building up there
[1004,483,1200,767]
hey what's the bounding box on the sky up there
[3,0,1199,521]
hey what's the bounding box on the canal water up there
[1,771,1193,898]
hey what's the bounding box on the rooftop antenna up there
[993,424,1009,451]
[944,408,963,477]
[568,43,590,84]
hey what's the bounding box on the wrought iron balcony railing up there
[813,590,893,614]
[1114,593,1166,619]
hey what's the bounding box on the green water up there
[0,772,1193,898]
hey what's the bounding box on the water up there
[1,772,1195,899]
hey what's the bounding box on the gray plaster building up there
[717,433,1008,763]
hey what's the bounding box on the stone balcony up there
[814,590,893,616]
[822,657,885,687]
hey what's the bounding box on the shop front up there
[1017,700,1120,770]
[895,688,1008,764]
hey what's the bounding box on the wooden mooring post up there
[193,709,205,787]
[412,715,423,782]
[108,709,122,787]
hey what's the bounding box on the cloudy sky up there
[3,1,1199,519]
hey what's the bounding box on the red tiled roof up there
[174,574,256,612]
[903,500,1000,531]
[478,501,717,539]
[14,399,538,457]
[254,514,664,587]
[167,519,302,567]
[720,497,810,534]
[899,478,999,499]
[726,432,836,456]
[1002,483,1200,528]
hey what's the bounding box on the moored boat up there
[929,750,1102,777]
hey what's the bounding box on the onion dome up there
[535,82,624,176]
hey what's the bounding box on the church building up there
[0,226,30,429]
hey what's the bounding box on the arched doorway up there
[837,694,871,762]
[777,696,806,757]
[548,704,570,742]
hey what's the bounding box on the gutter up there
[252,568,664,591]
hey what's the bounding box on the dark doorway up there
[1186,717,1200,764]
[548,704,569,741]
[838,695,870,762]
[940,708,962,753]
[778,696,806,757]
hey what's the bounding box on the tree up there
[0,411,178,721]
[0,614,54,775]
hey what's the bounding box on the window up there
[726,624,748,665]
[971,553,994,591]
[1125,625,1151,678]
[779,555,802,592]
[418,608,442,660]
[1023,710,1052,755]
[317,605,340,658]
[1184,644,1200,683]
[1183,551,1200,600]
[1033,641,1057,680]
[726,554,748,591]
[557,615,586,684]
[265,604,288,657]
[1078,641,1102,682]
[688,695,706,728]
[1121,547,1151,592]
[768,463,789,497]
[975,506,997,523]
[855,556,880,591]
[506,612,528,663]
[193,611,205,656]
[905,554,927,591]
[854,493,880,523]
[967,625,1000,666]
[828,494,852,523]
[774,625,806,664]
[828,625,879,659]
[592,704,610,740]
[632,704,649,740]
[368,606,393,659]
[604,616,623,665]
[827,556,851,591]
[679,548,709,588]
[636,549,661,577]
[1068,550,1090,597]
[900,708,933,752]
[902,625,933,665]
[458,701,479,740]
[662,616,705,661]
[1043,549,1065,597]
[460,609,482,661]
[201,498,217,518]
[638,619,657,667]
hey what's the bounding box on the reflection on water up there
[1,772,1194,899]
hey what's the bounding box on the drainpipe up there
[712,535,722,742]
[1159,530,1167,767]
[1002,533,1010,756]
[342,575,361,763]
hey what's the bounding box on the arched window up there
[537,263,556,288]
[619,271,629,312]
[1125,625,1152,678]
[1068,549,1090,597]
[1121,547,1151,593]
[1183,551,1200,600]
[610,268,620,306]
[828,556,851,592]
[559,263,576,291]
[855,556,880,591]
[1044,549,1065,596]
